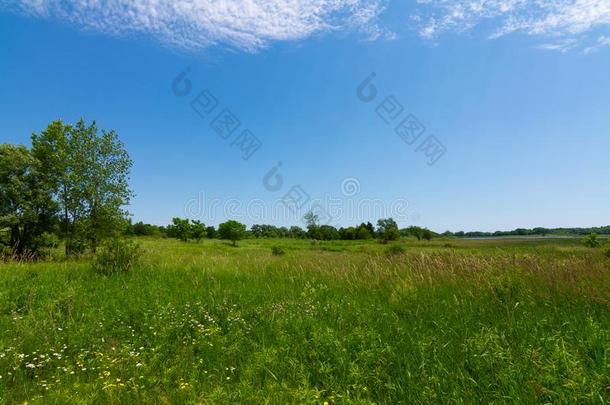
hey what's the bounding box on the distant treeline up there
[446,226,610,238]
[127,217,433,243]
[127,219,610,242]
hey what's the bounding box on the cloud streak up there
[3,0,388,51]
[4,0,610,53]
[413,0,610,51]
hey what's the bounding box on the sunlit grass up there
[0,237,609,403]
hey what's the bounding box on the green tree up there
[304,210,322,240]
[289,226,307,239]
[421,228,434,241]
[377,218,400,243]
[582,233,601,248]
[404,226,424,241]
[31,120,77,255]
[32,119,133,254]
[355,223,373,240]
[205,226,217,239]
[0,144,57,256]
[218,220,246,246]
[76,120,133,252]
[191,220,207,241]
[167,218,192,241]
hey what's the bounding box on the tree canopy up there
[1,119,133,258]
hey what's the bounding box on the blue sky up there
[1,1,609,232]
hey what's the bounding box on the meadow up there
[0,237,609,404]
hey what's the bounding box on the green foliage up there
[218,220,246,246]
[30,119,133,256]
[403,226,423,240]
[271,246,286,256]
[166,218,192,241]
[421,228,434,241]
[36,232,60,250]
[205,225,217,239]
[130,221,161,237]
[289,226,307,239]
[166,218,207,242]
[92,238,141,275]
[605,247,610,258]
[377,218,400,243]
[339,223,374,240]
[582,233,601,248]
[303,210,319,228]
[190,220,206,241]
[385,244,405,255]
[0,144,57,257]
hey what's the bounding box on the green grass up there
[1,237,609,403]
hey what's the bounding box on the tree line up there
[126,214,437,246]
[1,120,132,258]
[5,119,606,258]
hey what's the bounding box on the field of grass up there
[1,237,609,403]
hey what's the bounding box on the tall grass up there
[0,238,608,403]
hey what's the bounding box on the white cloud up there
[583,34,610,52]
[2,0,389,51]
[413,0,610,51]
[5,0,610,53]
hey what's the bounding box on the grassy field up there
[0,237,609,404]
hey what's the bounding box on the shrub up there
[582,233,601,248]
[218,220,246,246]
[606,247,610,258]
[38,232,60,249]
[386,244,405,255]
[92,238,141,275]
[271,246,286,256]
[0,245,14,261]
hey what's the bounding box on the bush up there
[582,233,601,248]
[0,245,14,261]
[37,232,60,249]
[386,244,405,255]
[606,247,610,258]
[271,246,286,256]
[92,238,141,275]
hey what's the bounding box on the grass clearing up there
[1,237,609,403]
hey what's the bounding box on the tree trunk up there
[63,192,70,256]
[10,225,20,255]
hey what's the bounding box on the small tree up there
[356,223,373,240]
[167,218,192,242]
[191,220,206,241]
[218,220,246,246]
[582,233,601,248]
[205,226,217,239]
[304,210,321,240]
[377,218,400,243]
[422,228,434,241]
[405,226,424,240]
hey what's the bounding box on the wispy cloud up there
[4,0,610,53]
[583,35,610,53]
[2,0,389,51]
[413,0,610,51]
